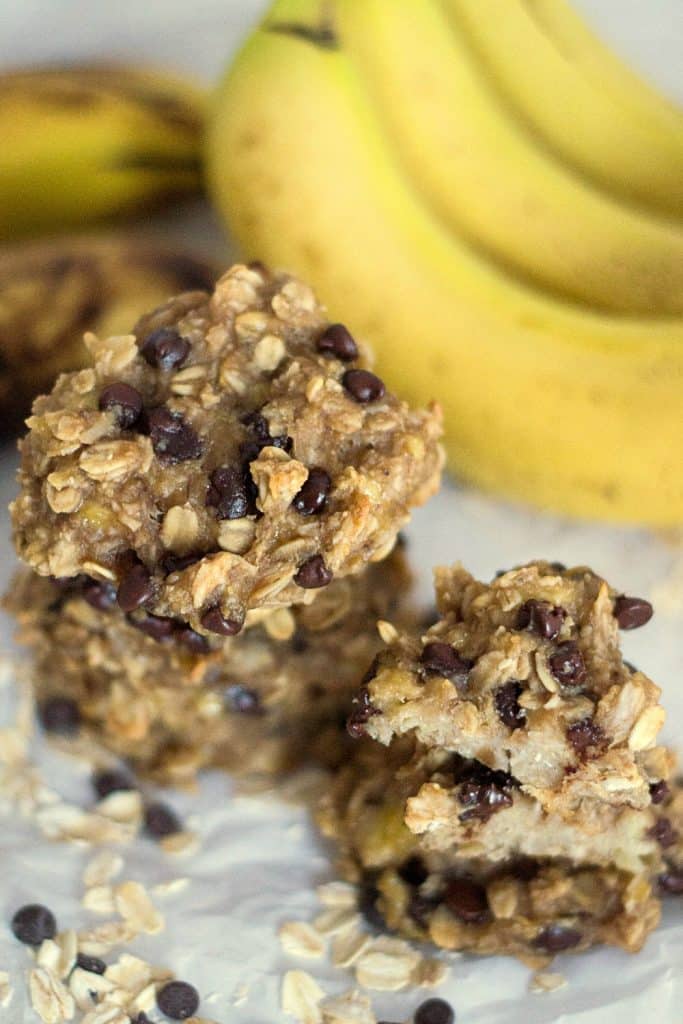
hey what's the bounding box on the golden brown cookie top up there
[11,263,442,634]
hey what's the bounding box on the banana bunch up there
[0,236,217,433]
[206,0,683,525]
[0,66,205,240]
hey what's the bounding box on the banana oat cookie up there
[348,561,663,817]
[11,263,442,635]
[6,547,414,783]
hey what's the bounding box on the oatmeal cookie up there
[6,548,413,783]
[318,738,676,964]
[11,263,443,635]
[348,561,663,816]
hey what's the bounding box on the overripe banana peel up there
[206,0,683,526]
[0,236,217,433]
[0,66,206,240]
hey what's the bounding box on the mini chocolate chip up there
[316,323,359,361]
[241,410,292,455]
[494,681,526,730]
[614,595,653,630]
[357,882,385,931]
[347,687,377,737]
[533,924,582,952]
[294,554,333,588]
[292,467,332,515]
[342,368,385,403]
[147,406,203,463]
[206,465,253,519]
[140,327,190,371]
[414,998,455,1024]
[225,685,263,715]
[11,904,57,945]
[398,856,429,887]
[420,642,472,686]
[175,627,210,653]
[444,878,489,924]
[548,641,587,687]
[144,802,182,839]
[117,564,154,613]
[458,778,514,821]
[566,717,606,760]
[130,612,177,641]
[649,818,679,848]
[156,980,199,1020]
[201,607,243,635]
[92,770,135,800]
[161,552,203,576]
[658,870,683,895]
[76,952,107,975]
[82,578,117,611]
[98,382,143,429]
[38,697,81,736]
[650,780,671,805]
[516,599,566,640]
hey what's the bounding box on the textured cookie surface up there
[12,263,443,634]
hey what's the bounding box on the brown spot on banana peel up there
[267,21,338,50]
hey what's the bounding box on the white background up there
[0,3,681,1022]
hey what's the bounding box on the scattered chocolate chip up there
[292,467,332,515]
[357,882,384,931]
[206,465,254,520]
[225,685,263,715]
[316,323,359,361]
[649,818,679,848]
[566,717,606,760]
[494,681,526,730]
[117,564,154,613]
[614,595,653,630]
[294,554,333,588]
[76,952,107,975]
[140,327,190,371]
[200,606,243,635]
[516,599,566,640]
[38,697,81,736]
[548,641,587,687]
[414,998,455,1024]
[175,627,210,653]
[420,642,472,686]
[11,904,57,945]
[144,802,182,839]
[92,770,135,801]
[398,856,429,887]
[129,612,177,641]
[346,687,377,737]
[82,578,117,611]
[458,776,514,821]
[658,870,683,895]
[342,368,385,403]
[241,410,292,456]
[98,382,143,429]
[650,780,671,805]
[156,980,199,1020]
[533,924,582,952]
[147,407,203,463]
[162,552,204,576]
[443,878,489,924]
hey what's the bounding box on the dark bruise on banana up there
[0,239,217,436]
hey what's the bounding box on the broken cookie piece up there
[11,262,443,635]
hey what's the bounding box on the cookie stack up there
[6,263,443,782]
[320,561,682,963]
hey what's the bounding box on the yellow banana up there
[338,0,683,314]
[451,0,683,218]
[0,235,217,432]
[207,0,683,525]
[0,66,206,240]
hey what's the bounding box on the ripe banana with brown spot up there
[0,236,217,433]
[0,66,206,240]
[206,0,683,525]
